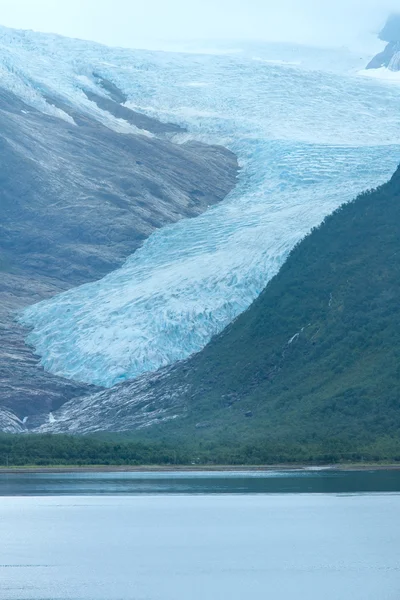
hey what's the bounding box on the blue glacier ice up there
[11,29,400,387]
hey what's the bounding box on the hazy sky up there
[0,0,400,49]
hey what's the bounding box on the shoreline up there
[0,463,399,474]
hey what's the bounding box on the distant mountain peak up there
[367,14,400,71]
[379,13,400,43]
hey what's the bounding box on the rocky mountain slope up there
[35,163,400,455]
[367,13,400,70]
[0,80,237,423]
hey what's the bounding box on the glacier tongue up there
[16,34,400,387]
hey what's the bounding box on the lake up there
[0,470,399,599]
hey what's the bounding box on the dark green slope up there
[145,167,400,454]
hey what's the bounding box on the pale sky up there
[0,0,399,49]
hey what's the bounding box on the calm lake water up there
[0,470,399,599]
[1,468,400,495]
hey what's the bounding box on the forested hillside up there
[160,167,400,455]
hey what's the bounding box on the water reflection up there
[1,469,400,496]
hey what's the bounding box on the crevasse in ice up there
[11,27,400,387]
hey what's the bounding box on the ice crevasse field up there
[11,28,400,387]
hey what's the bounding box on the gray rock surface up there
[0,407,24,434]
[0,83,238,428]
[379,14,400,43]
[367,14,400,70]
[366,41,400,70]
[34,365,187,434]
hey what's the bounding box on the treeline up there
[0,433,399,466]
[0,434,189,466]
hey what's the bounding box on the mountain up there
[35,164,400,460]
[0,31,238,421]
[367,14,400,70]
[11,32,400,398]
[2,27,400,440]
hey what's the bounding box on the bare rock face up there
[366,42,400,70]
[379,14,400,44]
[0,407,24,434]
[0,84,238,427]
[367,14,400,71]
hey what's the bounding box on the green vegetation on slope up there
[136,166,400,458]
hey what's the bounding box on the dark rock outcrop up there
[0,83,238,425]
[379,14,400,43]
[367,14,400,70]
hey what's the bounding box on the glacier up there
[11,29,400,387]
